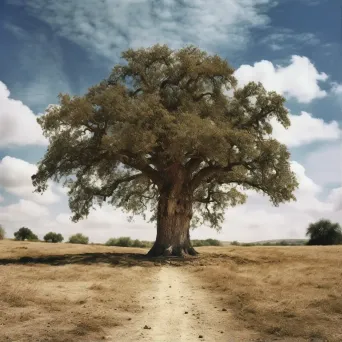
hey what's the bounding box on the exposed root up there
[147,244,199,257]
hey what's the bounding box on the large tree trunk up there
[147,190,198,257]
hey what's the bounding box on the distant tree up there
[105,238,118,246]
[115,237,132,247]
[31,44,299,256]
[205,238,221,246]
[191,239,221,247]
[306,219,342,246]
[231,241,240,246]
[44,232,64,243]
[278,240,288,246]
[106,237,151,248]
[14,227,38,241]
[68,233,89,244]
[0,224,5,240]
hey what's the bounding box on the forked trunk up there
[147,191,198,257]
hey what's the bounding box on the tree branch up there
[193,92,213,102]
[237,108,275,129]
[91,173,145,199]
[190,162,240,191]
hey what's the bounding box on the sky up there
[0,0,341,243]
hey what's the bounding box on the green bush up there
[230,241,240,246]
[105,238,118,246]
[115,237,132,247]
[191,239,222,247]
[0,225,5,240]
[14,227,39,241]
[44,232,64,243]
[132,239,144,248]
[68,233,89,244]
[106,237,152,248]
[105,237,133,247]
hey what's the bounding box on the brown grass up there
[0,240,158,342]
[191,246,342,341]
[1,240,342,341]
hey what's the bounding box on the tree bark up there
[147,191,198,257]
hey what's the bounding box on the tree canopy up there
[0,224,5,240]
[306,219,342,245]
[32,44,298,246]
[44,232,64,243]
[14,227,38,241]
[68,233,89,245]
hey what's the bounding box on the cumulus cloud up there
[303,142,342,186]
[8,0,273,58]
[0,156,340,243]
[0,199,49,221]
[272,111,341,147]
[327,187,342,211]
[331,82,342,94]
[0,81,47,147]
[234,55,328,103]
[0,156,60,204]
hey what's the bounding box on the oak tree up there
[14,227,38,241]
[32,44,298,256]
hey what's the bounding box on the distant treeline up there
[105,237,222,248]
[230,240,308,246]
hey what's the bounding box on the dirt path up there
[112,266,255,342]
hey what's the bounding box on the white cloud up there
[303,142,342,186]
[327,187,342,211]
[0,199,49,221]
[8,0,273,58]
[272,111,341,147]
[0,157,340,243]
[0,156,60,205]
[331,82,342,94]
[0,81,47,147]
[0,194,4,202]
[261,29,320,51]
[234,55,328,103]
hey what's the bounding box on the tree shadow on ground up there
[0,251,269,268]
[0,252,203,267]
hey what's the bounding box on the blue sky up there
[0,0,341,242]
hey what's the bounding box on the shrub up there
[105,237,152,248]
[132,239,143,248]
[0,225,5,240]
[115,237,132,247]
[191,239,222,247]
[44,232,64,243]
[231,241,240,246]
[68,233,89,245]
[105,238,118,246]
[205,238,221,246]
[14,227,39,241]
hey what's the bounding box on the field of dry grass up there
[193,246,342,341]
[0,240,157,342]
[1,240,342,341]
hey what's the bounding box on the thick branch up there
[190,162,239,191]
[237,108,275,129]
[114,150,162,187]
[184,157,203,176]
[91,173,144,199]
[193,92,213,102]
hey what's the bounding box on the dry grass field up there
[0,240,341,341]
